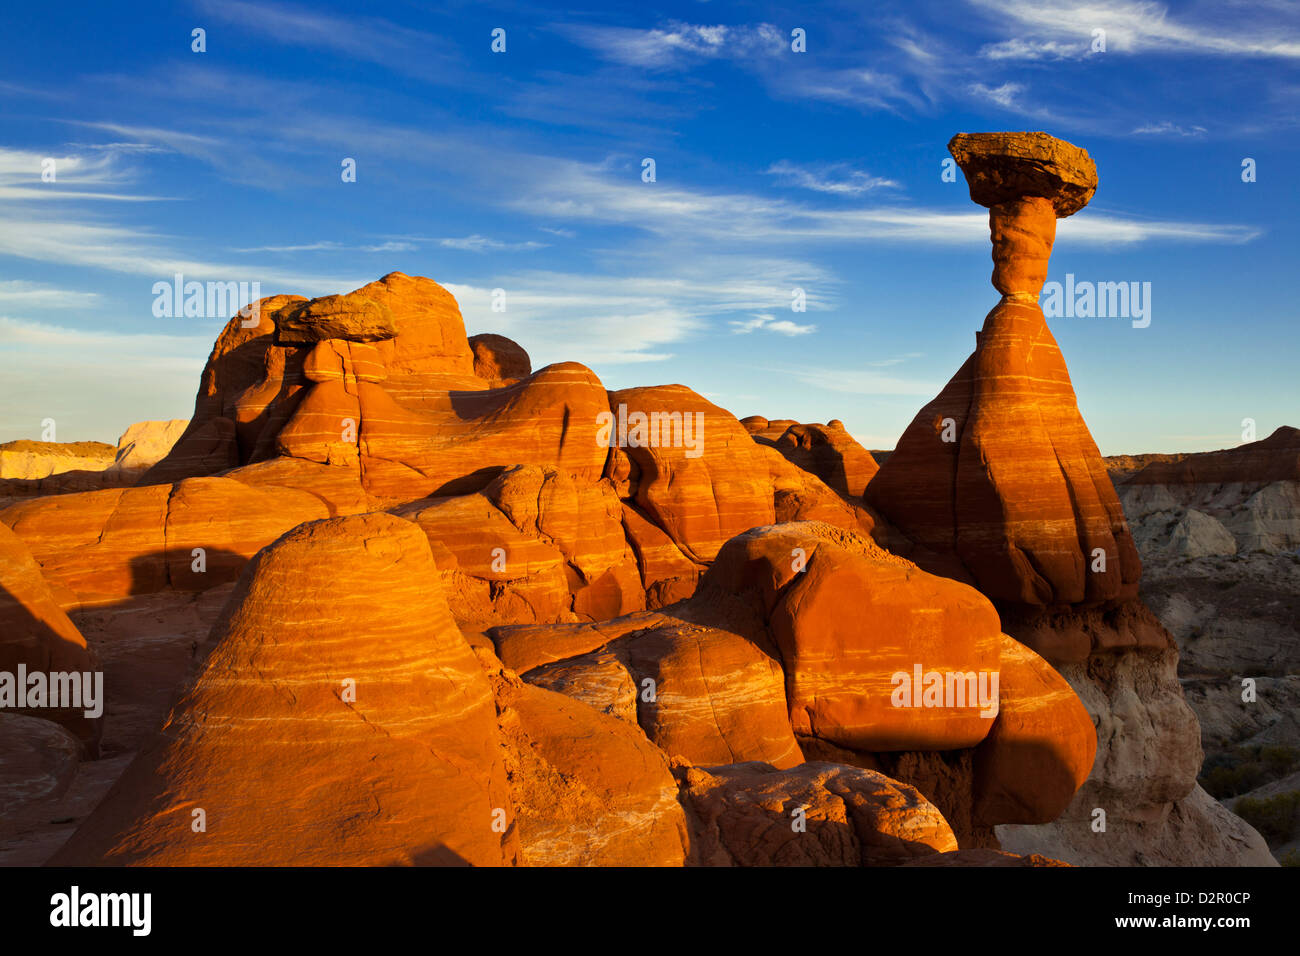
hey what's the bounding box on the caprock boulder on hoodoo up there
[866,131,1273,866]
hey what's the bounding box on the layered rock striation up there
[867,132,1269,866]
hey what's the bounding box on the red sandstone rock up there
[140,274,485,490]
[862,132,1212,867]
[0,484,169,603]
[0,477,328,605]
[393,465,644,626]
[947,131,1097,217]
[223,457,370,516]
[1125,426,1300,486]
[770,421,879,499]
[867,132,1139,616]
[678,760,958,866]
[276,291,397,344]
[0,524,101,750]
[10,253,1118,866]
[707,523,1003,751]
[469,333,532,385]
[497,608,803,770]
[495,522,1084,779]
[971,634,1096,825]
[742,416,799,443]
[141,273,605,505]
[484,659,688,866]
[619,503,702,608]
[608,385,776,563]
[50,514,518,866]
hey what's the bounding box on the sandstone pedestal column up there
[868,132,1142,635]
[867,132,1271,866]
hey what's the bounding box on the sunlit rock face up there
[866,131,1269,866]
[868,132,1139,621]
[7,136,1182,869]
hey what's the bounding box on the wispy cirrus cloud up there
[557,21,786,69]
[0,145,169,201]
[505,156,1260,245]
[0,215,365,296]
[968,81,1024,107]
[192,0,462,79]
[444,257,835,368]
[1133,120,1207,136]
[778,66,929,113]
[438,235,549,253]
[765,362,941,397]
[972,0,1300,59]
[766,160,899,196]
[0,282,100,309]
[979,37,1090,61]
[233,240,417,253]
[730,313,817,336]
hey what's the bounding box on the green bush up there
[1260,746,1300,776]
[1234,792,1300,846]
[1202,763,1267,798]
[1200,745,1300,799]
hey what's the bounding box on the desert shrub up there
[1202,762,1267,799]
[1199,745,1300,799]
[1233,792,1300,846]
[1259,746,1300,776]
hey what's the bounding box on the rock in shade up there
[0,523,101,750]
[770,421,879,499]
[0,713,82,822]
[971,634,1096,826]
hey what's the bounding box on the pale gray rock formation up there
[1121,479,1300,559]
[108,419,189,480]
[1183,675,1300,753]
[991,648,1255,865]
[998,783,1275,867]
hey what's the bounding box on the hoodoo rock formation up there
[744,418,880,499]
[0,131,1269,869]
[867,132,1139,623]
[867,132,1271,866]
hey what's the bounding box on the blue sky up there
[1,0,1296,454]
